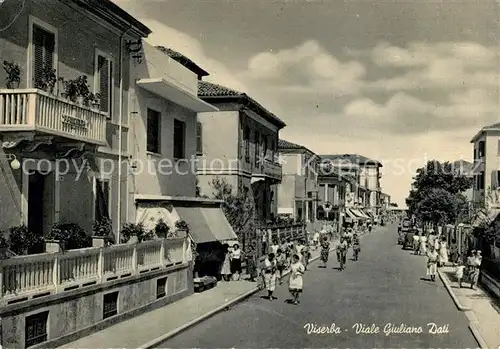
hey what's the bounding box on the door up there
[28,172,46,235]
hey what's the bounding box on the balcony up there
[0,89,107,145]
[306,179,318,193]
[263,158,282,181]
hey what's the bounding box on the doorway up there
[27,171,55,236]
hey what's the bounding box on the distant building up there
[452,159,474,202]
[277,139,319,222]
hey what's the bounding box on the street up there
[155,224,478,348]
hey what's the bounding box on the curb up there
[139,245,339,349]
[437,269,471,311]
[437,270,489,349]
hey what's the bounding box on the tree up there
[407,160,474,227]
[209,177,256,254]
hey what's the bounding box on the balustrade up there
[0,238,186,304]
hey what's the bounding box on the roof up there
[198,81,286,129]
[470,122,500,143]
[452,159,474,176]
[75,0,151,37]
[319,154,383,167]
[156,46,209,78]
[278,139,316,155]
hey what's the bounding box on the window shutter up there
[98,56,110,113]
[32,25,55,87]
[196,122,203,154]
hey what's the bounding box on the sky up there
[112,0,499,207]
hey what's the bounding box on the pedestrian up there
[467,250,482,289]
[230,244,242,281]
[220,244,232,281]
[426,245,439,282]
[438,236,449,267]
[288,254,305,305]
[276,248,287,285]
[313,230,320,250]
[320,235,330,268]
[262,252,278,300]
[336,237,348,270]
[295,240,305,263]
[352,233,361,261]
[419,234,427,256]
[301,239,311,270]
[413,233,420,255]
[455,259,465,288]
[270,239,280,255]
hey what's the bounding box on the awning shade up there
[346,208,357,219]
[175,206,237,244]
[200,207,238,241]
[351,209,367,219]
[136,202,181,231]
[358,209,371,219]
[175,206,218,243]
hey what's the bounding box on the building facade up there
[0,0,150,236]
[196,81,286,224]
[471,123,500,210]
[277,139,319,222]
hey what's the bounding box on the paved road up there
[156,224,478,348]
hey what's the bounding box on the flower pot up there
[76,96,84,105]
[92,236,108,248]
[175,229,187,238]
[127,235,139,244]
[45,240,64,253]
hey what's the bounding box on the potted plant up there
[45,222,91,252]
[120,223,146,244]
[34,64,57,93]
[174,220,189,238]
[59,75,92,104]
[92,217,114,247]
[153,219,170,239]
[3,61,21,89]
[7,225,43,255]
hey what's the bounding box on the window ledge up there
[147,151,162,158]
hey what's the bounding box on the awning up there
[136,202,181,231]
[137,78,218,113]
[351,209,368,219]
[175,205,237,244]
[365,211,375,219]
[358,209,371,219]
[346,208,357,219]
[471,208,500,227]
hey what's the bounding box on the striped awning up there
[346,208,357,219]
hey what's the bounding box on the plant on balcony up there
[175,220,189,232]
[59,75,100,107]
[92,217,115,246]
[33,64,57,93]
[46,222,91,250]
[153,218,170,239]
[7,225,44,255]
[120,222,147,243]
[2,61,21,89]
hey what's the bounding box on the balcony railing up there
[262,158,282,181]
[0,238,186,305]
[0,89,107,145]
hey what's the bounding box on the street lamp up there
[4,154,20,170]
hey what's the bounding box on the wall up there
[281,153,301,176]
[278,174,295,215]
[1,264,192,349]
[129,87,198,199]
[0,148,23,232]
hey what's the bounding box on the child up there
[288,254,305,305]
[455,259,465,288]
[276,248,287,285]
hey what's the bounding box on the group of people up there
[412,229,483,288]
[260,238,311,304]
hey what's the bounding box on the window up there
[497,171,500,187]
[244,126,250,161]
[147,108,160,154]
[95,53,113,115]
[156,277,167,299]
[254,132,260,164]
[173,119,186,159]
[95,179,110,222]
[479,172,485,190]
[196,122,203,155]
[478,141,486,158]
[269,139,275,161]
[103,291,118,319]
[25,311,49,347]
[263,136,268,160]
[32,24,55,88]
[497,139,500,156]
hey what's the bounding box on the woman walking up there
[320,235,330,267]
[276,249,287,285]
[467,250,482,289]
[220,245,232,281]
[426,245,439,282]
[288,254,305,305]
[438,236,449,267]
[262,253,278,300]
[419,234,428,256]
[230,244,242,281]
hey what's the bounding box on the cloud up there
[370,42,500,90]
[244,40,366,95]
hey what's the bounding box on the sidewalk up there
[439,266,500,349]
[59,239,342,349]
